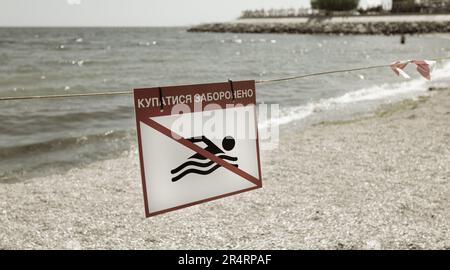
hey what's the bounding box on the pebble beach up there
[1,87,449,250]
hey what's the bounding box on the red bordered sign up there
[133,80,262,217]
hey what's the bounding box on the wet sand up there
[0,88,449,249]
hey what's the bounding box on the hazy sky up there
[0,0,389,27]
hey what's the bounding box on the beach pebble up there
[366,239,382,250]
[65,240,82,250]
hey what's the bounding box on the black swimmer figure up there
[171,136,238,182]
[187,135,235,160]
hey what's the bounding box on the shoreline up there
[0,87,449,249]
[188,14,450,35]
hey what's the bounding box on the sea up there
[1,27,450,182]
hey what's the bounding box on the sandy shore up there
[1,88,449,250]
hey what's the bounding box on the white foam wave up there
[259,104,314,129]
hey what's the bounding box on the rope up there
[256,56,450,84]
[255,64,389,84]
[1,56,450,102]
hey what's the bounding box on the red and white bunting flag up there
[390,60,436,80]
[411,60,436,80]
[390,61,410,79]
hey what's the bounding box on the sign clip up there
[158,87,164,111]
[228,79,235,102]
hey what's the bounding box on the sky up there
[0,0,390,27]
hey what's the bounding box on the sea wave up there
[260,61,450,129]
[0,129,134,160]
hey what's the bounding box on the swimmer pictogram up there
[171,136,238,182]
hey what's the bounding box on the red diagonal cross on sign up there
[141,117,261,186]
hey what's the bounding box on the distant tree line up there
[310,0,359,11]
[392,0,450,13]
[392,0,420,12]
[240,8,312,19]
[357,5,385,15]
[240,0,360,18]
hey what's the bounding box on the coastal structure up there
[189,0,450,35]
[188,14,450,35]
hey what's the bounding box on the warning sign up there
[134,80,262,217]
